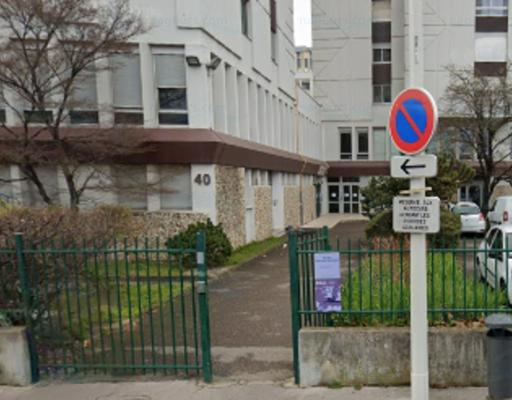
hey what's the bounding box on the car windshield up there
[453,205,480,215]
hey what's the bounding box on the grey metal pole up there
[408,1,429,399]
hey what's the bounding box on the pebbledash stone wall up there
[254,186,273,241]
[137,212,207,238]
[216,165,246,248]
[302,185,316,224]
[284,186,301,227]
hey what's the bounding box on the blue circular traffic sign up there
[389,88,438,155]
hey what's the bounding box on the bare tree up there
[442,65,512,212]
[0,0,149,209]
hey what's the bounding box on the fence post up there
[322,226,331,251]
[196,231,212,383]
[288,230,301,385]
[14,233,39,383]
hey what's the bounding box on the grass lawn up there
[333,253,508,327]
[54,235,286,338]
[226,235,286,266]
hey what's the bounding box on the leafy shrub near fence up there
[332,252,507,327]
[0,205,139,326]
[167,219,233,268]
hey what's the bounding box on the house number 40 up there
[194,174,211,186]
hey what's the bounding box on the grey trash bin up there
[486,314,512,400]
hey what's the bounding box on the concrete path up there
[208,220,369,382]
[0,381,489,400]
[302,213,368,229]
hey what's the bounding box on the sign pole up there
[408,0,428,397]
[410,177,429,400]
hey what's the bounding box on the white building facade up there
[0,0,325,247]
[312,0,511,213]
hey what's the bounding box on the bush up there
[0,205,138,326]
[366,208,461,248]
[167,219,233,268]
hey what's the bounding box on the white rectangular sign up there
[393,196,440,234]
[314,253,342,313]
[391,155,437,179]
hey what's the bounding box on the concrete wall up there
[284,186,301,227]
[299,327,487,387]
[216,165,246,248]
[0,327,31,386]
[254,186,273,241]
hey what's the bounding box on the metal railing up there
[288,227,512,383]
[0,233,212,382]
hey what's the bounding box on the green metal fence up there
[0,232,212,382]
[288,227,512,384]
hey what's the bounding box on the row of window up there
[241,0,279,62]
[476,0,508,16]
[0,165,193,211]
[1,51,189,127]
[339,127,399,161]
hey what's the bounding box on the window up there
[357,128,369,160]
[460,130,473,160]
[241,0,251,37]
[373,45,391,64]
[70,69,99,125]
[160,166,192,210]
[372,128,387,161]
[475,33,507,62]
[154,53,188,126]
[301,80,311,90]
[304,58,310,70]
[297,55,301,69]
[114,165,147,210]
[373,84,391,103]
[24,110,53,124]
[339,127,352,159]
[270,0,278,61]
[112,54,143,125]
[22,166,60,207]
[476,0,508,16]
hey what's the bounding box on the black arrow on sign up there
[401,159,426,175]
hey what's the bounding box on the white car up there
[451,202,486,234]
[488,196,512,226]
[477,225,512,304]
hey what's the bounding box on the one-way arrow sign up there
[391,155,437,179]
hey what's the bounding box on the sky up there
[294,0,312,47]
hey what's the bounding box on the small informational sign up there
[314,252,342,312]
[393,196,440,234]
[391,155,437,179]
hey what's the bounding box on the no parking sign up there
[389,88,438,155]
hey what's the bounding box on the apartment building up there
[312,0,510,213]
[296,46,314,94]
[0,0,325,247]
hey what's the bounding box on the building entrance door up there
[341,180,360,214]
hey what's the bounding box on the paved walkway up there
[208,220,368,381]
[302,213,368,229]
[0,381,489,400]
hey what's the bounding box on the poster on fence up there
[314,252,342,312]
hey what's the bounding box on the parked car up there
[488,196,512,226]
[451,202,486,234]
[477,225,512,305]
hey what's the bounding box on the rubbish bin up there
[486,314,512,400]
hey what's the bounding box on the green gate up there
[1,232,212,382]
